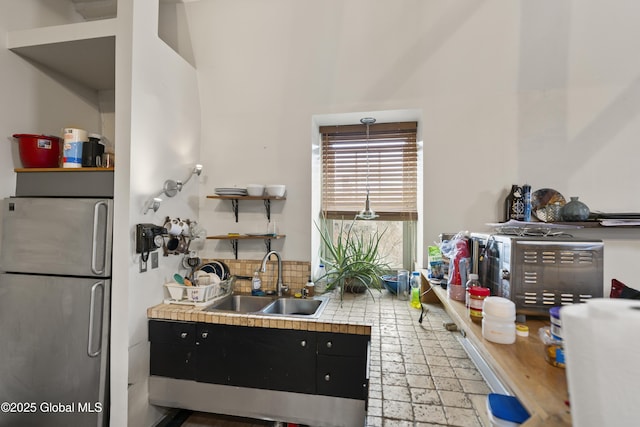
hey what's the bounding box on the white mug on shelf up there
[165,218,190,236]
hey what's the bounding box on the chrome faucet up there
[260,250,288,296]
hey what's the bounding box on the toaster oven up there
[470,233,604,316]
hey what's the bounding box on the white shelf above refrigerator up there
[7,19,116,91]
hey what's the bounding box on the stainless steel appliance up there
[470,233,603,316]
[0,197,112,426]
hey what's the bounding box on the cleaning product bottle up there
[410,271,421,309]
[251,270,262,295]
[314,263,327,294]
[305,276,315,297]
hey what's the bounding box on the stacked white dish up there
[215,187,248,196]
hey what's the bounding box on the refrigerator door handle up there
[91,201,108,275]
[88,281,104,357]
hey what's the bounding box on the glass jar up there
[469,286,490,323]
[397,270,410,301]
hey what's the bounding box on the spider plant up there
[316,218,390,300]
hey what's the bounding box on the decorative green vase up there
[560,196,590,221]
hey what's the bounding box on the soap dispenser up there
[251,271,263,296]
[305,276,315,297]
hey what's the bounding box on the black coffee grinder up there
[82,134,105,167]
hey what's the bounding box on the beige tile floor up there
[363,293,491,427]
[180,291,492,427]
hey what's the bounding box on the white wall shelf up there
[7,19,116,91]
[206,195,286,223]
[206,234,286,260]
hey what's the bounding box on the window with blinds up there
[320,121,418,221]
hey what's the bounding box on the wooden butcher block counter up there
[428,278,571,427]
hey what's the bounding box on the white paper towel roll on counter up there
[562,298,640,427]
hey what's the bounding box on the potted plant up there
[316,219,390,300]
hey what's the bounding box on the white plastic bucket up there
[482,313,516,344]
[62,127,87,168]
[483,296,516,318]
[482,297,516,344]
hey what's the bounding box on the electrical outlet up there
[151,252,159,269]
[140,256,147,273]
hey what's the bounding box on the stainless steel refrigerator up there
[0,197,112,427]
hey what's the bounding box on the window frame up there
[319,121,418,221]
[318,121,419,270]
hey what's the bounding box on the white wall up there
[116,1,201,426]
[187,0,519,261]
[186,0,640,287]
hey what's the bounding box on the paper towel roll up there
[562,299,640,427]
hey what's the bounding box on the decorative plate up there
[199,261,225,279]
[531,188,566,222]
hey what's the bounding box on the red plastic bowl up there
[13,134,62,168]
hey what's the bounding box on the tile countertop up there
[147,290,372,336]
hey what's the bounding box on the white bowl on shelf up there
[266,184,286,197]
[246,184,265,197]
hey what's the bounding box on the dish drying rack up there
[487,220,582,237]
[163,276,234,307]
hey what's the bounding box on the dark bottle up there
[504,185,522,221]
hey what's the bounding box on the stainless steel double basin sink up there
[204,294,329,318]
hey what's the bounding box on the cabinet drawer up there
[149,320,196,345]
[317,354,368,400]
[317,332,369,357]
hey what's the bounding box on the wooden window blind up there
[320,121,418,221]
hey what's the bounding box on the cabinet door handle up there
[300,340,307,347]
[180,332,188,339]
[326,341,332,349]
[324,374,331,382]
[201,332,209,339]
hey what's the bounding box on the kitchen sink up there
[205,294,329,318]
[205,294,275,313]
[260,298,327,318]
